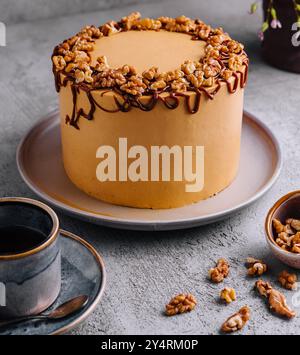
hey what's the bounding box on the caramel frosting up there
[52,12,248,129]
[55,13,248,209]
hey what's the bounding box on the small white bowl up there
[265,190,300,269]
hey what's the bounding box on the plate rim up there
[50,229,106,335]
[16,109,282,231]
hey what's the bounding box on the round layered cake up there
[52,13,248,209]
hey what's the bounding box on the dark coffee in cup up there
[0,197,61,319]
[0,226,48,255]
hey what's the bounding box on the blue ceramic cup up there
[0,197,61,319]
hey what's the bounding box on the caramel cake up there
[52,13,248,209]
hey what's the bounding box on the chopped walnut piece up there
[157,16,173,25]
[203,58,222,78]
[134,18,162,31]
[65,62,77,73]
[101,21,119,36]
[205,45,220,59]
[291,232,300,244]
[273,218,285,234]
[181,60,196,75]
[228,53,243,71]
[221,306,250,333]
[95,56,109,72]
[121,12,141,30]
[160,69,185,83]
[67,35,79,46]
[120,76,147,96]
[289,219,300,232]
[79,25,102,39]
[165,16,196,33]
[278,271,298,290]
[195,24,211,40]
[171,78,189,92]
[176,15,191,25]
[74,67,93,84]
[208,34,224,47]
[220,287,236,304]
[287,232,300,253]
[277,231,290,244]
[208,258,229,283]
[63,51,75,63]
[72,39,94,52]
[94,68,125,88]
[203,77,215,87]
[187,73,204,88]
[121,65,137,76]
[291,243,300,253]
[165,294,197,316]
[221,69,233,80]
[52,55,66,71]
[226,40,244,54]
[73,50,90,64]
[284,223,295,235]
[255,280,296,319]
[74,69,85,83]
[246,257,267,277]
[142,67,159,81]
[150,80,166,90]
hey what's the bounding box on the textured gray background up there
[1,0,300,335]
[0,0,159,24]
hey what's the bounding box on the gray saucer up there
[0,230,106,335]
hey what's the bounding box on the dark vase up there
[262,0,300,73]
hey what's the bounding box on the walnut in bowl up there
[265,190,300,269]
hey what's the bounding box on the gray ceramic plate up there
[17,110,282,231]
[0,230,106,335]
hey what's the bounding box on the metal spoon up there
[0,295,89,328]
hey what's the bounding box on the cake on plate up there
[52,13,248,209]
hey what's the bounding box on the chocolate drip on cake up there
[61,65,247,130]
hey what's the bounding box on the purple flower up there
[271,19,282,29]
[258,31,264,41]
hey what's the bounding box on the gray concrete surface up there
[0,0,159,24]
[0,0,300,335]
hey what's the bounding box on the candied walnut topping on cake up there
[255,280,296,319]
[208,258,229,283]
[220,287,236,304]
[165,293,197,316]
[272,218,300,253]
[52,13,248,97]
[278,271,298,291]
[245,257,267,277]
[221,306,250,333]
[52,13,248,129]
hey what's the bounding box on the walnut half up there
[255,280,296,319]
[278,271,298,291]
[221,306,250,333]
[246,257,267,276]
[208,258,229,283]
[220,287,236,304]
[165,293,197,316]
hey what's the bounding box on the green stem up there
[266,0,274,24]
[293,0,300,16]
